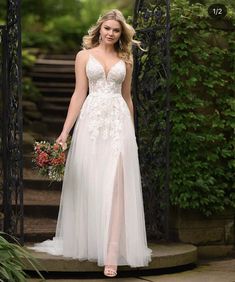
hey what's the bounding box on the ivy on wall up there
[169,0,235,215]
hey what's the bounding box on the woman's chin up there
[104,39,116,45]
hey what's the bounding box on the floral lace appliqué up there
[79,54,129,155]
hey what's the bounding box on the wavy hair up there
[82,9,141,64]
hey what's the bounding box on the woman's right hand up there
[56,131,69,150]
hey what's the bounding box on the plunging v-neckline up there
[89,54,122,80]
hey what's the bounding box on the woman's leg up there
[104,154,125,273]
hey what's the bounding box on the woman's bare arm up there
[122,62,134,124]
[56,50,88,145]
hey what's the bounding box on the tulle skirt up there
[30,95,152,267]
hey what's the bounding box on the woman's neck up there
[97,42,116,54]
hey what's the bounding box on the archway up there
[0,0,171,244]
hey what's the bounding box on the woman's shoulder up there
[75,49,90,60]
[120,53,133,68]
[75,48,100,63]
[76,47,99,57]
[75,49,92,67]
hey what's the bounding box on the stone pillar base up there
[169,207,235,258]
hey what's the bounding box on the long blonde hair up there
[82,9,141,64]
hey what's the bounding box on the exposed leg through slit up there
[105,154,125,266]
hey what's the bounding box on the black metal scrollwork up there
[0,26,6,232]
[132,0,170,241]
[0,0,23,243]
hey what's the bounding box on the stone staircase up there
[23,176,61,243]
[23,136,62,243]
[23,54,76,243]
[30,54,75,135]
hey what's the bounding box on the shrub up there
[169,0,235,215]
[0,233,43,282]
[22,49,42,103]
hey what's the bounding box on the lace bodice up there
[86,54,126,95]
[79,53,131,156]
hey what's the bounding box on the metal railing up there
[132,0,171,241]
[0,0,23,244]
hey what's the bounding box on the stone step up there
[40,104,68,118]
[42,104,68,112]
[23,178,62,191]
[24,204,59,219]
[36,58,74,66]
[40,54,75,60]
[23,186,60,218]
[26,122,50,136]
[24,187,61,206]
[23,243,198,272]
[24,217,56,242]
[39,87,72,96]
[43,96,70,106]
[31,66,74,74]
[34,81,74,89]
[23,154,33,169]
[39,85,71,93]
[42,117,64,134]
[24,142,41,155]
[23,140,34,153]
[30,71,74,81]
[23,132,35,152]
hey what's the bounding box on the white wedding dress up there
[30,53,152,267]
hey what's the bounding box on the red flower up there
[50,152,65,166]
[53,143,60,151]
[36,151,49,167]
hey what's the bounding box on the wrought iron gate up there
[0,0,23,243]
[0,0,169,244]
[132,0,171,240]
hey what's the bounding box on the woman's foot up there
[104,265,117,277]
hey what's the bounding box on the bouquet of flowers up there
[32,140,69,182]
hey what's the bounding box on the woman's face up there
[99,20,122,45]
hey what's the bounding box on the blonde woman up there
[30,9,152,277]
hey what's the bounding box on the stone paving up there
[27,257,235,282]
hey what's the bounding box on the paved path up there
[27,257,235,282]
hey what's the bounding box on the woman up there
[31,9,152,277]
